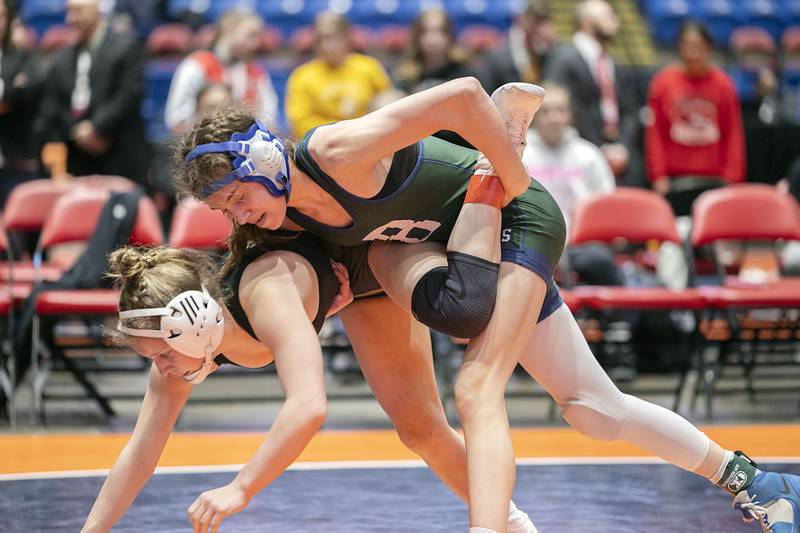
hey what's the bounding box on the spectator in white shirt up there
[164,7,278,134]
[523,82,620,286]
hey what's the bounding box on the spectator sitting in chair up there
[164,8,279,135]
[393,7,477,95]
[522,82,620,287]
[284,11,393,139]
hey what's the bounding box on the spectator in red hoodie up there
[646,21,745,196]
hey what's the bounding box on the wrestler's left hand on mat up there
[187,482,250,533]
[326,259,353,317]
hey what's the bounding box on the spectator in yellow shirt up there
[285,11,393,138]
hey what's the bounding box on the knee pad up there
[411,251,499,338]
[561,395,625,441]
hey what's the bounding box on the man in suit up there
[478,0,557,93]
[544,0,644,186]
[35,0,149,185]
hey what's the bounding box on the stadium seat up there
[289,24,373,53]
[568,188,706,409]
[39,24,76,53]
[207,0,258,22]
[778,0,800,26]
[728,26,776,102]
[781,26,800,89]
[29,188,164,418]
[642,0,691,47]
[260,0,322,35]
[19,0,65,36]
[167,0,210,23]
[692,0,736,47]
[445,0,513,31]
[689,184,800,417]
[374,24,410,54]
[736,0,784,41]
[169,198,231,249]
[458,25,503,54]
[142,59,178,143]
[259,24,285,54]
[1,179,74,284]
[349,0,419,28]
[146,23,193,55]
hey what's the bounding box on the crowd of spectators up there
[2,0,800,378]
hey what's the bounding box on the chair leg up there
[30,315,46,423]
[56,350,116,418]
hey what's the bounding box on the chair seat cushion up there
[573,286,707,310]
[35,289,120,315]
[700,283,800,308]
[0,261,63,283]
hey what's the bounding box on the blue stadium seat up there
[348,0,419,28]
[643,0,690,47]
[692,0,735,47]
[19,0,66,36]
[728,67,760,103]
[142,59,179,143]
[258,57,293,133]
[207,0,259,22]
[260,0,324,35]
[736,0,784,41]
[445,0,513,31]
[778,0,800,27]
[167,0,211,23]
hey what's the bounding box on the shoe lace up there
[735,498,771,531]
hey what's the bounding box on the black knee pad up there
[411,251,499,338]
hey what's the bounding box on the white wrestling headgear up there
[118,286,224,385]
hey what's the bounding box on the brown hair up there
[393,8,468,89]
[173,106,297,277]
[108,245,228,334]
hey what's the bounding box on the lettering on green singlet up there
[363,219,442,243]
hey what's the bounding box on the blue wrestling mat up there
[3,462,797,532]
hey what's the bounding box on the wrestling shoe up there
[507,502,539,533]
[490,82,546,156]
[733,471,800,532]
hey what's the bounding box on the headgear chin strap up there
[185,120,292,201]
[118,286,225,385]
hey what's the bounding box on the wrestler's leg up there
[340,295,537,532]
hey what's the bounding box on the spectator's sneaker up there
[490,82,546,155]
[733,471,800,532]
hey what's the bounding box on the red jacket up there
[645,64,745,184]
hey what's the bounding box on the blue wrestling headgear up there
[185,120,291,200]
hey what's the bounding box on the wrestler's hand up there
[326,259,354,316]
[187,482,250,533]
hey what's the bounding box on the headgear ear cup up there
[185,121,292,200]
[118,286,225,384]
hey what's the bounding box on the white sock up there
[470,529,500,533]
[710,450,734,483]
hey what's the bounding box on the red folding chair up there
[168,197,231,249]
[29,188,164,419]
[72,174,139,192]
[568,188,707,410]
[1,179,74,284]
[0,221,16,425]
[689,184,800,416]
